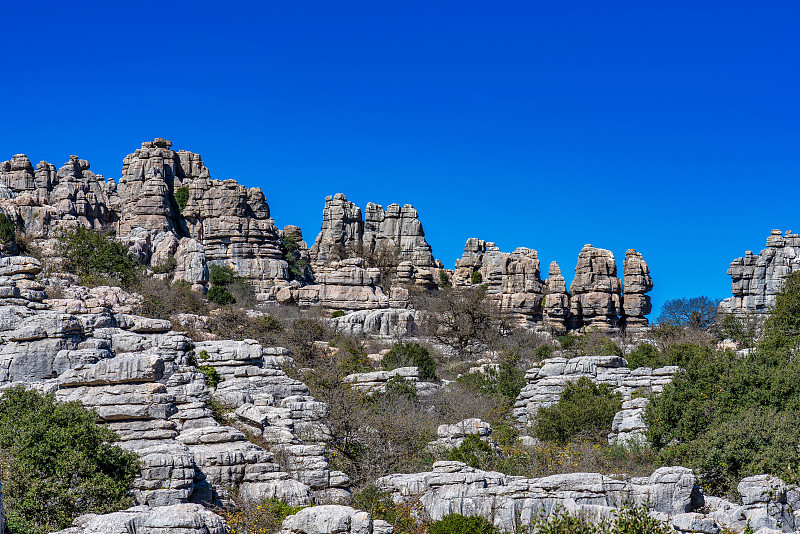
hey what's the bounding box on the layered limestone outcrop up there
[453,239,544,327]
[512,355,678,444]
[719,229,800,319]
[0,257,347,510]
[452,240,652,332]
[52,503,227,534]
[279,505,394,534]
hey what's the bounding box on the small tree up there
[418,286,499,357]
[381,342,436,380]
[657,296,720,330]
[281,233,309,281]
[173,186,189,211]
[57,226,141,288]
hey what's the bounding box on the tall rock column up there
[309,194,364,268]
[569,245,622,331]
[622,249,653,327]
[543,261,570,334]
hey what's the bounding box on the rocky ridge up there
[719,229,800,319]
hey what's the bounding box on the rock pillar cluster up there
[452,240,653,332]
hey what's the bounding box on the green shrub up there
[530,505,671,534]
[207,286,236,305]
[456,361,525,405]
[471,270,483,284]
[534,344,554,360]
[429,513,498,534]
[198,365,222,388]
[351,485,399,524]
[209,264,237,287]
[281,233,309,281]
[381,342,436,380]
[340,347,371,374]
[134,278,207,320]
[534,377,622,444]
[447,435,497,469]
[383,375,418,400]
[151,254,177,274]
[173,186,189,211]
[0,213,16,244]
[438,270,452,288]
[331,310,345,318]
[219,497,306,534]
[57,226,140,288]
[0,387,140,534]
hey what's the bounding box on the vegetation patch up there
[57,226,141,288]
[381,342,437,380]
[534,377,622,444]
[0,387,140,534]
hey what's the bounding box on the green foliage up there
[383,376,418,400]
[205,398,233,425]
[534,344,554,360]
[447,435,497,469]
[438,270,452,288]
[471,270,483,284]
[456,361,525,405]
[719,313,759,348]
[0,213,16,244]
[209,264,237,287]
[281,233,309,281]
[351,485,399,524]
[57,226,141,288]
[173,186,189,211]
[197,365,222,388]
[428,513,498,534]
[534,377,622,444]
[219,497,306,534]
[382,342,436,380]
[626,343,712,371]
[644,276,800,495]
[207,286,236,305]
[151,254,177,274]
[331,310,345,318]
[759,272,800,356]
[0,387,139,534]
[199,350,210,360]
[340,346,371,374]
[559,334,577,350]
[530,505,672,534]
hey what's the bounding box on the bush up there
[218,497,305,534]
[151,254,177,274]
[0,213,16,244]
[209,264,237,287]
[438,270,452,288]
[352,485,399,524]
[0,387,140,534]
[331,310,345,318]
[530,505,671,534]
[57,226,141,288]
[382,342,436,380]
[281,233,309,281]
[456,360,525,405]
[447,435,497,469]
[197,365,221,389]
[173,186,189,211]
[134,278,207,320]
[471,271,483,284]
[534,377,622,444]
[207,286,236,305]
[429,514,497,534]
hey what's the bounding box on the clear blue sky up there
[2,1,798,318]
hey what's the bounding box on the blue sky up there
[1,1,798,318]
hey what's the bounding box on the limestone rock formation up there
[309,194,438,290]
[329,308,420,337]
[280,505,394,534]
[622,249,653,327]
[377,462,698,531]
[0,257,347,509]
[343,366,440,397]
[569,245,622,331]
[453,239,545,327]
[719,229,800,319]
[543,261,570,334]
[512,355,678,445]
[51,503,226,534]
[426,418,497,452]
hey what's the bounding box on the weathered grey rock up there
[309,194,437,290]
[329,308,420,337]
[512,355,678,445]
[719,230,800,319]
[569,245,622,331]
[344,366,439,397]
[280,505,386,534]
[292,258,393,311]
[376,462,696,531]
[543,261,570,334]
[622,249,653,328]
[50,503,226,534]
[452,239,545,327]
[427,418,496,452]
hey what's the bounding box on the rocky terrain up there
[0,139,795,534]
